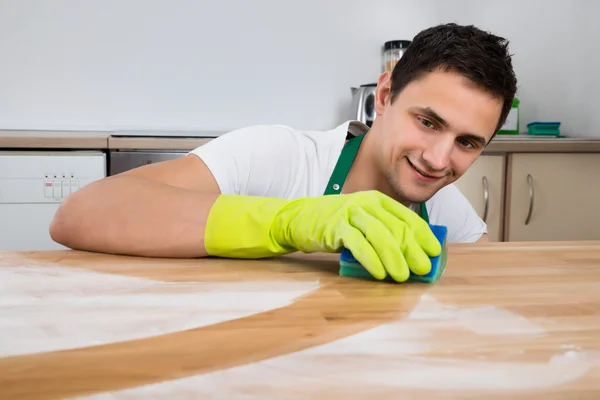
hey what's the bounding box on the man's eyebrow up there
[461,133,488,146]
[415,106,488,146]
[416,106,450,128]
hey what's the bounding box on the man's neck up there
[342,130,412,208]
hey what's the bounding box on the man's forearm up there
[49,175,219,258]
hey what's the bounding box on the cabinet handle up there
[482,176,489,222]
[525,174,534,225]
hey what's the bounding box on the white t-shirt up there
[189,120,487,243]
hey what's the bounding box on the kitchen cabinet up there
[505,153,600,241]
[454,154,506,242]
[0,151,107,251]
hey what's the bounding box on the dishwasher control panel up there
[44,174,80,199]
[0,151,106,203]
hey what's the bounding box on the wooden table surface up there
[1,241,600,399]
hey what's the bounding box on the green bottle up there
[498,97,520,135]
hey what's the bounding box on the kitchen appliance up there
[108,130,223,175]
[349,83,377,127]
[109,149,189,175]
[348,40,411,127]
[0,150,107,251]
[382,40,411,72]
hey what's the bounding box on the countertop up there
[0,130,110,149]
[2,129,600,152]
[1,241,599,399]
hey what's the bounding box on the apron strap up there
[323,131,429,222]
[324,133,366,196]
[420,202,429,224]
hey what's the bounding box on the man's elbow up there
[49,195,83,248]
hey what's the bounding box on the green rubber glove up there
[204,190,442,282]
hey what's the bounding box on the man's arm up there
[476,233,490,243]
[50,124,312,258]
[49,154,221,258]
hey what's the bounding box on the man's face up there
[374,69,503,204]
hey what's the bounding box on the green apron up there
[323,132,429,223]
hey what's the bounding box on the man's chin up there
[392,184,440,205]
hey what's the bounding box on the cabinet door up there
[454,154,506,242]
[506,153,600,241]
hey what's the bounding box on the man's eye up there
[457,138,474,148]
[419,117,435,129]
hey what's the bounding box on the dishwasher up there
[107,129,220,175]
[108,150,188,175]
[0,150,107,251]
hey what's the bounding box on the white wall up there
[0,0,598,138]
[434,0,600,138]
[0,0,436,133]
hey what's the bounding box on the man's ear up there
[375,72,392,116]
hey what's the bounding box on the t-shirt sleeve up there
[188,125,302,198]
[425,183,488,243]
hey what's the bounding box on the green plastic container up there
[497,97,520,135]
[527,122,561,136]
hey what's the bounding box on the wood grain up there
[0,131,109,149]
[107,137,212,150]
[1,241,599,399]
[485,137,600,153]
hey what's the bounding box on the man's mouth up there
[407,159,444,180]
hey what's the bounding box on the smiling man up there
[50,23,517,282]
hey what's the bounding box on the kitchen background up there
[0,0,598,137]
[1,0,599,251]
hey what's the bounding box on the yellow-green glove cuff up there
[204,194,296,258]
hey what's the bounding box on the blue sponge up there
[339,224,448,283]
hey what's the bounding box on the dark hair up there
[390,23,517,134]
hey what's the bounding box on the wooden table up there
[1,241,600,399]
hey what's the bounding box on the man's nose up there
[422,138,453,171]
